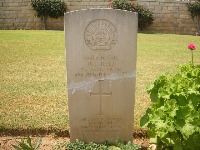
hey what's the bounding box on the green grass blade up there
[27,136,33,149]
[12,144,22,150]
[34,137,42,150]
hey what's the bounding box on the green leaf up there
[149,137,157,143]
[159,90,170,99]
[146,83,154,92]
[174,144,182,150]
[177,95,188,106]
[176,106,190,118]
[193,133,200,146]
[140,111,149,127]
[181,123,195,138]
[169,132,182,148]
[12,145,22,150]
[147,130,156,139]
[150,90,158,102]
[27,136,33,148]
[34,137,42,150]
[189,93,200,109]
[19,142,32,150]
[175,118,185,129]
[109,146,121,150]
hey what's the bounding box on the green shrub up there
[188,1,200,35]
[140,64,200,150]
[30,0,67,29]
[111,0,154,30]
[48,0,67,18]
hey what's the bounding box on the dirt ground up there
[0,129,150,150]
[0,136,69,150]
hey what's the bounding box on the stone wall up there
[66,0,109,10]
[0,0,197,35]
[137,0,196,35]
[0,0,109,30]
[0,0,43,30]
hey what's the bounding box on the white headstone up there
[65,8,137,143]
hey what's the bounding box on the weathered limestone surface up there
[65,9,137,143]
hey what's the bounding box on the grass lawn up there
[0,30,200,133]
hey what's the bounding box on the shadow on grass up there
[0,128,147,138]
[0,128,70,137]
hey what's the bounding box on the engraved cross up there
[90,80,112,115]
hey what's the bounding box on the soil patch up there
[0,129,149,150]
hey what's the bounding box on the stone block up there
[164,14,174,19]
[173,13,180,18]
[165,3,175,7]
[174,3,182,7]
[8,3,19,7]
[27,18,34,23]
[149,2,160,6]
[180,14,191,19]
[25,22,35,28]
[180,6,190,11]
[0,18,4,23]
[22,0,31,2]
[25,13,35,18]
[3,23,14,28]
[69,0,82,1]
[138,2,150,6]
[2,2,10,7]
[89,2,105,5]
[159,2,166,6]
[21,6,30,13]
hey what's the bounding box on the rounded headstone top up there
[65,8,135,14]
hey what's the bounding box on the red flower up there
[188,43,196,50]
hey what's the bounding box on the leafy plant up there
[12,136,42,150]
[65,139,109,150]
[115,139,141,150]
[140,45,200,149]
[65,139,140,150]
[110,0,154,30]
[30,0,67,29]
[188,1,200,35]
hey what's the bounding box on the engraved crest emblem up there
[84,19,117,50]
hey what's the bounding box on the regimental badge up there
[84,19,117,50]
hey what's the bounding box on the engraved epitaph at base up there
[65,9,137,143]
